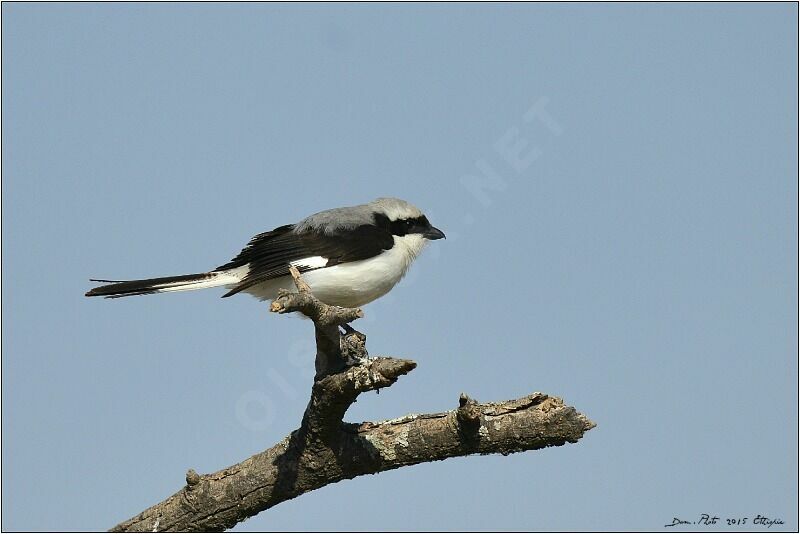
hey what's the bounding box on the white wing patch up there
[290,256,329,269]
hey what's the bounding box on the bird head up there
[369,197,446,241]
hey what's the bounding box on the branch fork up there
[111,268,595,532]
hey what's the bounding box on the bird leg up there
[340,323,364,338]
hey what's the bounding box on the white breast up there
[238,234,428,307]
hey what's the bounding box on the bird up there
[85,197,445,308]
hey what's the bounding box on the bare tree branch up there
[111,268,595,532]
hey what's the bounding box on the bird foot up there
[340,323,364,337]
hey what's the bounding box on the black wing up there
[215,224,394,297]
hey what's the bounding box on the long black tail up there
[85,272,233,298]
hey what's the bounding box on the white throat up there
[390,234,428,277]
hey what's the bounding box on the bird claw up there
[340,324,370,366]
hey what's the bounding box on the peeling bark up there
[111,268,595,532]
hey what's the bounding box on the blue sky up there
[2,3,797,531]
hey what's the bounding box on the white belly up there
[237,234,428,308]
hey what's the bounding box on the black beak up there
[423,226,446,240]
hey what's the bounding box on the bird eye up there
[405,220,414,228]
